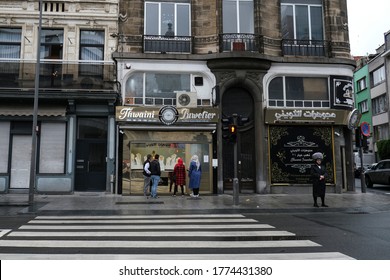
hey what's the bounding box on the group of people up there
[142,154,202,198]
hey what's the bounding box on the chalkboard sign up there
[269,126,334,184]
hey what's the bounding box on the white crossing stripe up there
[33,214,245,220]
[0,229,11,238]
[27,218,259,224]
[8,230,295,237]
[0,252,355,260]
[0,239,320,248]
[19,224,274,230]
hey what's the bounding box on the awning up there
[0,104,66,117]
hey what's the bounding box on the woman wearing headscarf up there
[173,157,186,196]
[311,152,328,207]
[188,155,202,197]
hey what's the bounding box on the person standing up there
[173,158,186,196]
[142,154,152,197]
[188,155,202,198]
[311,152,328,207]
[149,154,161,198]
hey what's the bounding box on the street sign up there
[360,122,370,137]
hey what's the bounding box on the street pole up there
[359,145,366,193]
[232,114,239,206]
[28,0,43,205]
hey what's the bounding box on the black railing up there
[0,60,116,91]
[143,35,193,54]
[219,33,264,53]
[282,39,331,57]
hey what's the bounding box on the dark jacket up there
[150,159,161,176]
[311,164,327,197]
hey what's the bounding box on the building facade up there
[0,1,120,193]
[114,0,356,196]
[0,0,357,196]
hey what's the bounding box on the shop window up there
[39,122,66,174]
[268,76,329,108]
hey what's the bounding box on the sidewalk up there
[1,189,390,216]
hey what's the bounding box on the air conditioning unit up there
[176,91,197,108]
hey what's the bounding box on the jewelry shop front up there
[116,106,219,195]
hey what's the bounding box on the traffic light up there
[228,124,237,142]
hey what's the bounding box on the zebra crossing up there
[0,214,354,259]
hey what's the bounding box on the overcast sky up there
[347,0,390,56]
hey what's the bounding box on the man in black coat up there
[311,152,328,207]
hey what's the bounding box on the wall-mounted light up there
[125,63,131,69]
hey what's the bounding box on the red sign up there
[360,122,370,137]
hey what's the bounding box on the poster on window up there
[331,76,354,108]
[269,126,334,184]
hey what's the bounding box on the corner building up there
[114,0,357,196]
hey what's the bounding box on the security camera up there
[334,131,340,137]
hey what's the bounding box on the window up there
[39,122,66,174]
[222,0,254,33]
[356,77,367,92]
[0,28,22,59]
[371,66,385,87]
[145,2,190,36]
[359,100,369,113]
[374,124,390,141]
[268,76,329,108]
[372,95,387,115]
[281,0,323,41]
[125,72,190,105]
[79,30,104,77]
[40,29,64,59]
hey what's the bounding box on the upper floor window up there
[372,94,387,115]
[359,100,369,113]
[356,77,367,92]
[268,76,329,108]
[126,72,191,106]
[80,30,104,61]
[0,28,22,59]
[40,29,63,59]
[281,0,323,41]
[371,66,385,87]
[145,1,191,36]
[222,0,254,33]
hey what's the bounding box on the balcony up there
[0,60,116,91]
[282,39,331,57]
[143,35,193,54]
[219,33,264,53]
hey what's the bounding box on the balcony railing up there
[0,60,116,91]
[219,33,264,53]
[282,39,331,57]
[143,35,193,54]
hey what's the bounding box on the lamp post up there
[28,0,43,205]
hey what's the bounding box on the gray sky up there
[347,0,390,55]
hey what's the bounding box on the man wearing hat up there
[311,152,328,207]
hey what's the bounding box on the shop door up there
[222,87,255,191]
[75,140,107,191]
[75,117,108,191]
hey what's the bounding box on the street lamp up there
[28,0,43,205]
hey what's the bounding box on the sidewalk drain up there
[116,201,164,205]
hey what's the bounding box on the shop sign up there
[265,108,349,125]
[269,126,334,184]
[331,76,354,109]
[116,106,219,124]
